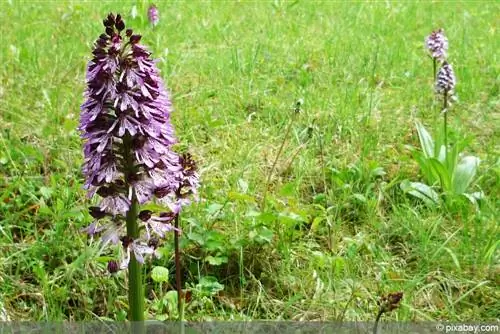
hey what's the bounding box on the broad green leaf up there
[205,255,228,266]
[257,211,277,224]
[462,192,484,206]
[151,266,170,283]
[198,276,225,295]
[415,121,435,158]
[445,142,460,174]
[206,203,224,215]
[187,232,205,245]
[437,144,446,163]
[400,180,440,206]
[205,238,225,252]
[469,191,484,200]
[452,156,480,194]
[249,226,274,244]
[428,158,451,191]
[413,151,437,185]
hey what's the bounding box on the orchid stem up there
[126,196,145,328]
[123,134,145,325]
[443,90,448,160]
[433,58,437,81]
[372,309,384,334]
[174,215,184,322]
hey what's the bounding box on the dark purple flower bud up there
[107,260,119,273]
[121,235,134,248]
[425,28,448,61]
[107,13,116,24]
[436,61,456,93]
[159,211,176,221]
[154,187,170,199]
[130,35,142,44]
[89,206,107,219]
[139,210,153,221]
[147,5,159,27]
[114,179,125,188]
[148,237,159,249]
[97,186,114,197]
[105,26,114,37]
[126,29,133,37]
[104,13,115,27]
[115,18,125,32]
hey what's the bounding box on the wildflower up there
[378,292,403,314]
[425,28,448,61]
[80,13,199,272]
[139,210,179,239]
[373,291,403,334]
[119,236,161,270]
[436,61,456,94]
[107,260,119,274]
[147,4,159,27]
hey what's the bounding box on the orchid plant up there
[401,29,482,207]
[79,13,198,321]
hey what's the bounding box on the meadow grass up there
[0,0,498,321]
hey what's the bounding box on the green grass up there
[0,0,498,322]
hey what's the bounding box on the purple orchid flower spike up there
[436,61,456,94]
[425,28,448,61]
[79,13,199,273]
[148,4,159,27]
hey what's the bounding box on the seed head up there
[378,291,403,314]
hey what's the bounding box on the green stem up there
[372,309,384,334]
[122,135,144,323]
[433,58,437,81]
[126,197,144,323]
[174,215,183,320]
[443,90,448,160]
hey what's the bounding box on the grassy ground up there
[0,0,498,322]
